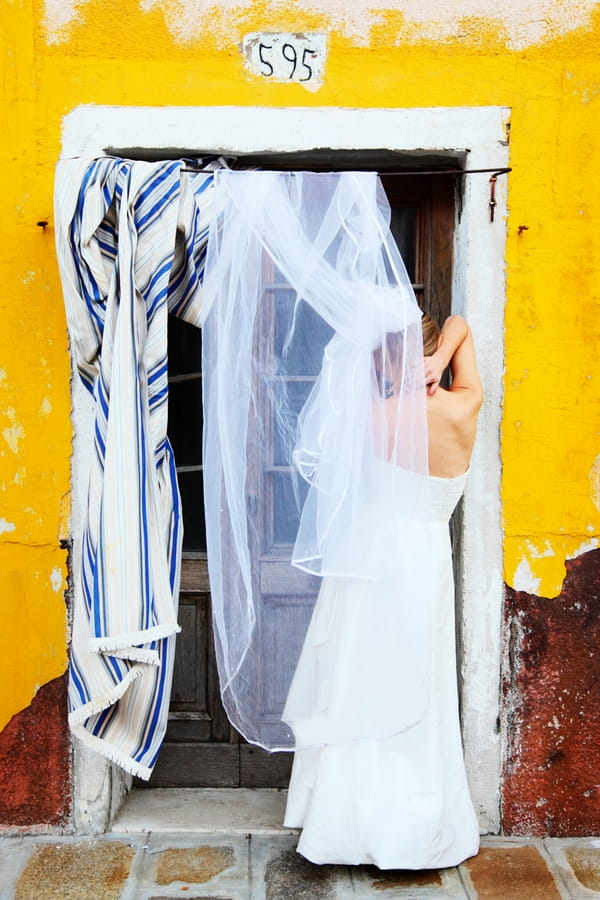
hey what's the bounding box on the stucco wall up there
[1,0,598,831]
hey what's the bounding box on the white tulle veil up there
[199,169,430,751]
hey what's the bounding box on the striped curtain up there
[54,158,213,778]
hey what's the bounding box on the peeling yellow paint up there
[0,544,68,731]
[2,410,25,455]
[42,0,600,50]
[12,467,26,486]
[50,566,64,592]
[590,454,600,512]
[508,533,600,599]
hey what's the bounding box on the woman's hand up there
[424,353,445,395]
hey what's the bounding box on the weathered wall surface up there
[1,0,599,830]
[503,550,600,836]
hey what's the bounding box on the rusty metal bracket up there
[489,174,498,222]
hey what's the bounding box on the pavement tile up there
[13,840,135,900]
[564,846,600,893]
[143,895,246,899]
[263,846,338,899]
[540,838,600,898]
[352,866,467,900]
[134,833,250,900]
[0,836,30,900]
[154,845,236,885]
[349,863,468,898]
[463,844,562,900]
[247,833,357,900]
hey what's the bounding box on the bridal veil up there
[200,170,431,751]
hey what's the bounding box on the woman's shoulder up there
[427,384,481,428]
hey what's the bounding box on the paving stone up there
[155,845,236,885]
[264,847,337,899]
[349,863,468,898]
[134,834,250,900]
[463,845,562,900]
[564,847,600,892]
[13,840,135,900]
[0,836,30,900]
[362,865,442,888]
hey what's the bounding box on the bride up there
[199,169,483,870]
[282,311,483,870]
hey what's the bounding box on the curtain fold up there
[55,158,212,778]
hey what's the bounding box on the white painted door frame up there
[61,104,509,834]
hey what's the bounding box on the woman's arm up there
[446,326,483,408]
[424,315,468,395]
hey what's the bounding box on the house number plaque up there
[242,33,327,90]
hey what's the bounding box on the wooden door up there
[142,171,455,788]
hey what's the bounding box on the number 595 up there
[258,42,316,82]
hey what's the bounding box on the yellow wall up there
[1,0,599,731]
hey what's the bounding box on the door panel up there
[165,590,230,744]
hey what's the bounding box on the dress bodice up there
[374,458,468,524]
[418,470,468,522]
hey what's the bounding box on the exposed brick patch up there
[502,549,600,836]
[464,846,561,899]
[0,673,71,828]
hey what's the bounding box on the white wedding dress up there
[282,463,480,870]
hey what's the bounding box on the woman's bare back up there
[424,316,483,478]
[427,389,479,477]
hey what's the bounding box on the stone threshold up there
[111,787,295,834]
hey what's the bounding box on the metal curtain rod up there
[180,165,512,177]
[179,163,512,221]
[378,167,511,177]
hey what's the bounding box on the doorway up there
[63,104,507,833]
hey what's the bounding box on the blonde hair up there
[421,313,440,356]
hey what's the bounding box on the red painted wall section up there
[502,549,600,836]
[0,674,71,829]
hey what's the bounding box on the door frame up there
[61,104,509,834]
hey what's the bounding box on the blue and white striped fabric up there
[54,158,213,778]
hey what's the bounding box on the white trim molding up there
[61,104,509,834]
